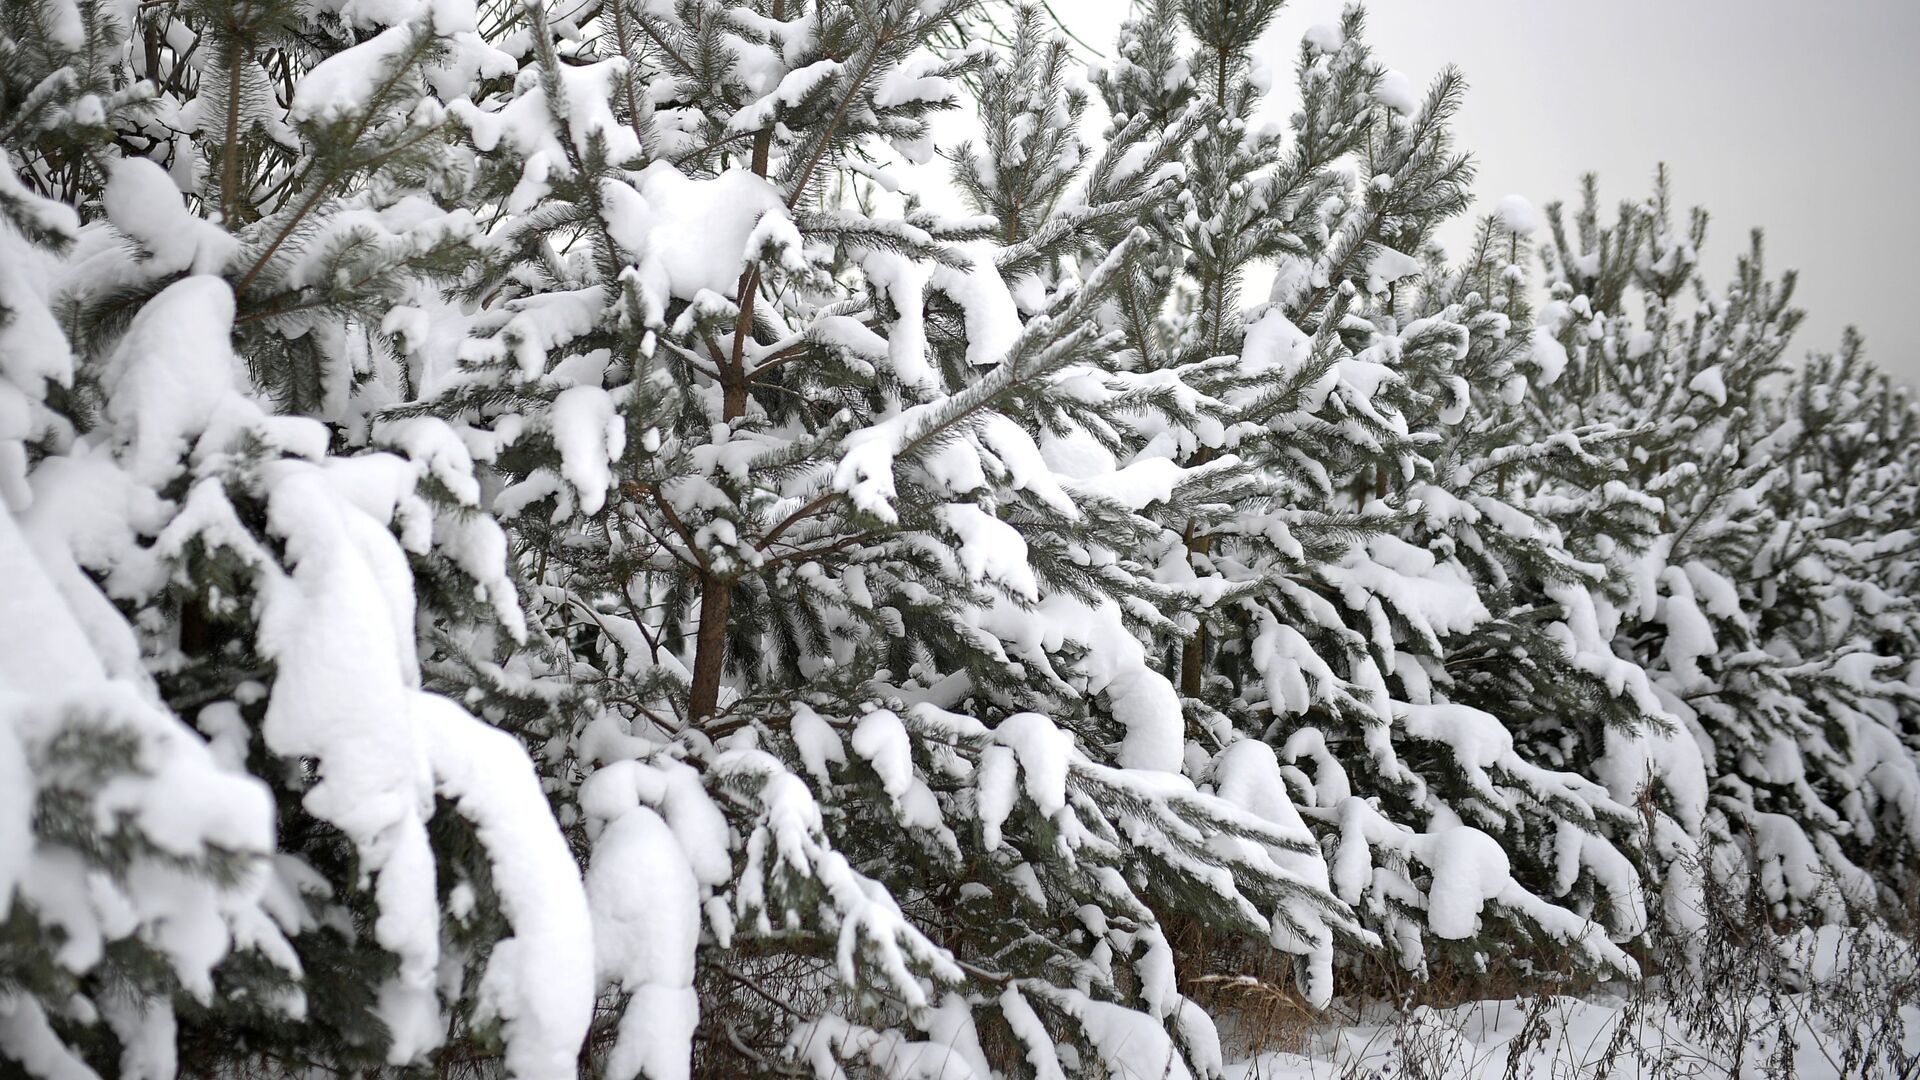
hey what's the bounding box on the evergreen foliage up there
[2,0,1917,1078]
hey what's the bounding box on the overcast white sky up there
[1039,0,1920,383]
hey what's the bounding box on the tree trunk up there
[688,576,732,722]
[686,44,778,722]
[1179,538,1214,698]
[1178,447,1218,697]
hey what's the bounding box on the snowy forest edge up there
[3,0,1920,1077]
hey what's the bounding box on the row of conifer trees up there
[2,0,1916,1076]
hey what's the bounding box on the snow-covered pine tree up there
[1375,197,1690,969]
[411,0,1361,1075]
[1760,334,1920,897]
[1,0,598,1075]
[1089,2,1655,983]
[1527,170,1920,927]
[1,110,293,1080]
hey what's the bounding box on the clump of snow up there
[605,163,789,309]
[1493,194,1543,236]
[589,803,700,1080]
[417,696,595,1080]
[548,385,624,516]
[930,246,1021,369]
[1365,245,1424,295]
[103,159,238,275]
[1417,824,1511,939]
[1528,327,1569,386]
[1687,364,1728,406]
[1373,70,1421,114]
[728,58,841,133]
[100,277,244,486]
[1303,24,1346,54]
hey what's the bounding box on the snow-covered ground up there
[1227,994,1920,1080]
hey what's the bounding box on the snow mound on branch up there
[1687,364,1728,405]
[103,159,238,275]
[99,277,245,486]
[984,594,1185,773]
[549,385,625,516]
[1365,244,1423,295]
[417,695,594,1080]
[1493,194,1543,236]
[1418,824,1512,939]
[604,163,788,308]
[1373,70,1421,114]
[588,803,700,1080]
[579,751,734,1080]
